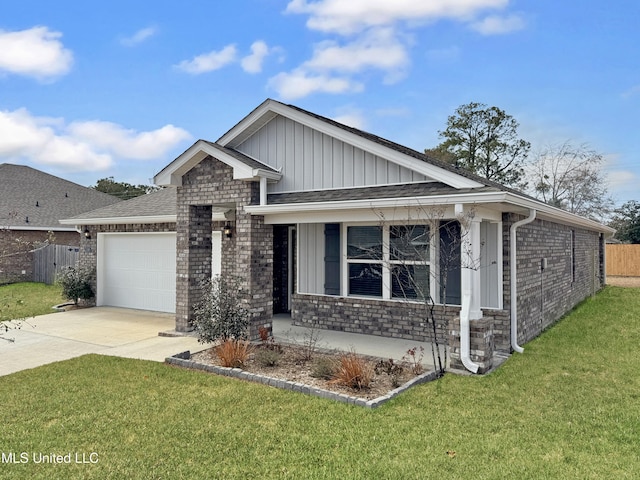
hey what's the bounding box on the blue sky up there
[1,0,638,206]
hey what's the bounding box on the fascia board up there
[244,192,510,216]
[154,139,281,185]
[3,226,79,232]
[59,215,177,226]
[246,190,614,233]
[220,101,482,190]
[502,193,615,234]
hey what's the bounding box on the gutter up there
[510,209,537,353]
[460,291,480,373]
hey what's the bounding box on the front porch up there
[272,313,449,370]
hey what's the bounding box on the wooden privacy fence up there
[32,244,80,284]
[606,244,640,276]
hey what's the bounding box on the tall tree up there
[609,200,640,244]
[92,177,160,200]
[528,142,613,221]
[429,102,530,188]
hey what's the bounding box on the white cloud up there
[0,109,111,171]
[241,40,270,73]
[68,121,191,160]
[332,110,367,130]
[120,26,158,47]
[621,84,640,99]
[269,70,363,100]
[304,27,409,82]
[269,27,407,99]
[470,14,525,35]
[286,0,509,35]
[607,169,638,191]
[0,26,73,80]
[0,108,192,172]
[175,44,237,74]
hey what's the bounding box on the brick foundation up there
[292,293,459,343]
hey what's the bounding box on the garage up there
[97,232,177,313]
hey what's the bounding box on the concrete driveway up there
[0,307,204,377]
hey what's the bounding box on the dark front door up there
[273,225,296,313]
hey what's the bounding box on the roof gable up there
[154,139,281,186]
[218,99,484,190]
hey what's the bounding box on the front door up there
[273,225,296,313]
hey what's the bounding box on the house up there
[61,99,614,373]
[0,164,121,284]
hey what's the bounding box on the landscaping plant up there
[214,339,253,368]
[331,349,374,390]
[56,266,95,305]
[192,276,250,343]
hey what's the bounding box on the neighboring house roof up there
[0,163,121,231]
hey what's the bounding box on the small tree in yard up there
[362,206,476,377]
[57,266,95,305]
[193,276,252,368]
[192,276,250,343]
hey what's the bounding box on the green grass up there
[0,286,638,479]
[0,282,65,322]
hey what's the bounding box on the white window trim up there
[341,222,437,302]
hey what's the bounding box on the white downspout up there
[510,209,536,353]
[460,290,480,373]
[259,177,267,206]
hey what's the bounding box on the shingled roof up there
[266,182,501,205]
[63,187,176,222]
[0,164,121,230]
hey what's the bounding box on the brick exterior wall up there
[176,156,272,336]
[502,213,604,347]
[77,222,176,305]
[0,230,79,284]
[291,293,459,343]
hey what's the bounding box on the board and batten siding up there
[236,115,429,193]
[297,224,325,295]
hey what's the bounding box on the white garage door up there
[97,233,176,313]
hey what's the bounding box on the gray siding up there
[236,115,429,193]
[298,223,324,294]
[480,220,500,308]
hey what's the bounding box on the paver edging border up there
[166,351,437,408]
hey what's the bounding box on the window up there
[346,224,430,300]
[347,226,382,297]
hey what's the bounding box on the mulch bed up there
[190,341,429,401]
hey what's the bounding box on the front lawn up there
[0,282,64,322]
[0,286,638,479]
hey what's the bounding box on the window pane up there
[391,265,430,299]
[390,225,429,261]
[347,226,382,259]
[348,263,382,297]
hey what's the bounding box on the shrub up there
[374,358,405,388]
[331,350,373,390]
[310,357,336,380]
[57,266,95,305]
[402,346,425,375]
[255,348,282,367]
[214,339,252,368]
[192,276,250,343]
